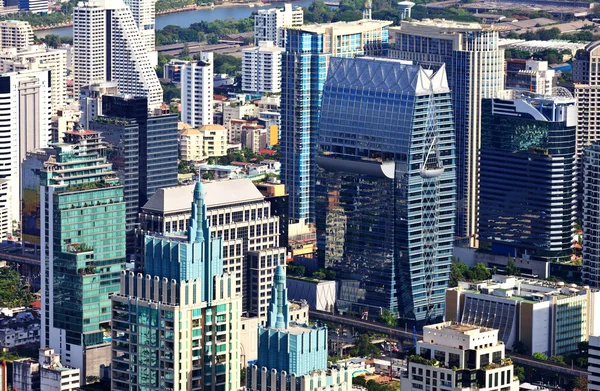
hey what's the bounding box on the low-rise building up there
[0,310,40,349]
[13,348,80,391]
[179,123,228,162]
[402,322,520,391]
[446,275,600,356]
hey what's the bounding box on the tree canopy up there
[0,266,33,308]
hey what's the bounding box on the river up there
[35,0,315,38]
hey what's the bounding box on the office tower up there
[73,0,162,109]
[247,266,352,391]
[446,275,600,357]
[583,143,600,288]
[111,181,241,391]
[40,128,126,380]
[139,179,286,317]
[78,81,119,129]
[315,57,455,322]
[21,150,50,246]
[388,20,505,247]
[254,4,303,46]
[402,322,519,391]
[123,0,157,66]
[0,69,51,240]
[179,123,228,163]
[281,19,392,223]
[0,46,67,114]
[505,59,555,95]
[242,41,284,94]
[18,0,47,13]
[99,94,178,207]
[181,52,213,127]
[0,20,33,51]
[479,92,577,263]
[574,42,600,158]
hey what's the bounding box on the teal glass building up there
[479,92,577,263]
[40,128,126,379]
[315,57,456,323]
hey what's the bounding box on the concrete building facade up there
[254,4,303,46]
[242,41,284,94]
[181,52,213,128]
[0,20,33,51]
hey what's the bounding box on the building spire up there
[267,265,289,329]
[188,180,207,243]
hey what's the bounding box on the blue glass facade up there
[280,21,390,223]
[315,57,456,322]
[256,266,327,376]
[479,96,577,262]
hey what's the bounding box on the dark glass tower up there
[316,57,456,323]
[479,90,577,262]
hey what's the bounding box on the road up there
[156,42,245,57]
[309,310,420,341]
[510,354,590,377]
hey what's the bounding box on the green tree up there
[506,256,521,276]
[549,355,566,365]
[161,82,181,103]
[449,260,470,287]
[573,376,589,391]
[380,309,397,327]
[350,334,380,358]
[213,54,242,75]
[511,340,529,355]
[533,352,549,361]
[468,262,491,281]
[0,266,33,308]
[312,271,326,280]
[514,365,525,381]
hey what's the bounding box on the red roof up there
[31,300,41,310]
[260,149,276,155]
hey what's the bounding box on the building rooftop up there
[395,18,497,32]
[142,179,265,213]
[290,18,392,34]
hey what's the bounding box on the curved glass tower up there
[316,57,456,322]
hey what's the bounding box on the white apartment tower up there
[402,322,519,391]
[583,143,600,288]
[254,4,303,46]
[0,20,34,51]
[181,52,213,127]
[0,69,51,240]
[73,0,162,109]
[0,46,67,114]
[242,41,284,94]
[388,20,505,247]
[123,0,157,66]
[589,336,600,391]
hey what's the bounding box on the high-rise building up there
[138,179,286,317]
[0,69,51,240]
[99,94,178,207]
[281,19,392,223]
[505,59,555,95]
[73,0,162,108]
[111,181,241,391]
[181,52,213,128]
[18,0,48,13]
[78,81,119,129]
[0,46,67,114]
[247,266,352,391]
[479,91,577,263]
[254,4,303,46]
[40,128,126,380]
[574,42,600,159]
[242,41,284,94]
[388,20,505,247]
[315,56,455,322]
[123,0,157,66]
[446,275,600,356]
[583,142,600,288]
[0,20,33,51]
[401,322,520,391]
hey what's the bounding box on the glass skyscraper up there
[40,127,126,379]
[280,20,391,223]
[479,90,577,263]
[316,57,456,323]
